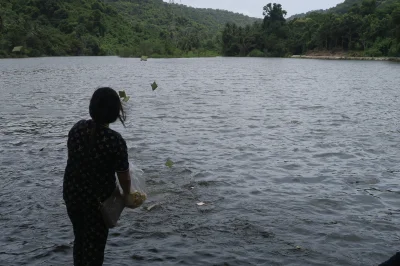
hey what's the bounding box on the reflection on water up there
[1,57,400,265]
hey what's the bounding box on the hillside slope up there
[0,0,139,57]
[105,0,259,57]
[0,0,258,58]
[290,0,400,19]
[106,0,258,30]
[328,0,398,13]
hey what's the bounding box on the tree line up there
[2,0,399,58]
[222,0,400,57]
[0,0,257,58]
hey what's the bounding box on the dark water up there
[1,57,400,266]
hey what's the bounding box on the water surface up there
[1,57,400,265]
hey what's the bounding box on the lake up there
[0,57,400,265]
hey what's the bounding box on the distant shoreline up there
[291,55,400,62]
[1,55,399,62]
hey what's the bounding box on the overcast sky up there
[165,0,344,17]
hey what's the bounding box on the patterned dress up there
[63,120,129,266]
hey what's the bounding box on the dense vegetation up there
[223,0,400,57]
[106,0,259,57]
[2,0,399,58]
[0,0,257,58]
[290,0,399,19]
[328,0,398,14]
[0,0,132,57]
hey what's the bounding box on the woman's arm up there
[114,134,130,194]
[117,171,131,195]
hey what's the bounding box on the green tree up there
[263,3,287,35]
[393,5,400,41]
[262,3,289,56]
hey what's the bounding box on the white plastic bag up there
[129,163,146,194]
[125,163,147,209]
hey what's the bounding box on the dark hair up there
[89,87,126,126]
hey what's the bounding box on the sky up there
[165,0,344,18]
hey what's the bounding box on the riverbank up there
[119,54,219,59]
[292,55,400,62]
[0,54,220,60]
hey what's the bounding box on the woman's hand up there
[124,191,147,209]
[123,193,132,206]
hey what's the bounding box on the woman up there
[379,253,400,266]
[63,87,132,265]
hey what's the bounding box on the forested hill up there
[327,0,398,13]
[105,0,260,57]
[0,0,258,58]
[106,0,259,31]
[290,0,398,19]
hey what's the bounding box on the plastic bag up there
[125,163,147,209]
[129,163,146,193]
